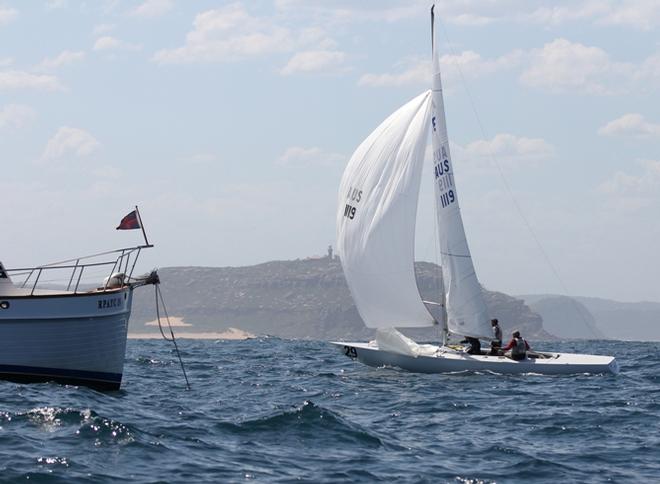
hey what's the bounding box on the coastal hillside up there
[521,295,660,341]
[525,296,605,340]
[130,256,553,341]
[575,297,660,341]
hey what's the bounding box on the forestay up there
[337,91,435,329]
[429,16,491,340]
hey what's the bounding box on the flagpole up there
[135,205,152,247]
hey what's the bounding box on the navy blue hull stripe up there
[0,364,122,389]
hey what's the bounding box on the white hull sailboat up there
[0,209,159,389]
[332,6,618,376]
[333,340,619,376]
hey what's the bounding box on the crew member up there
[490,318,502,355]
[501,331,530,361]
[462,336,481,355]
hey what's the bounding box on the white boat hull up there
[0,288,134,389]
[332,342,619,375]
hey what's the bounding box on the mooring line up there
[155,284,191,390]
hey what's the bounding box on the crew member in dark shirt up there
[462,336,481,355]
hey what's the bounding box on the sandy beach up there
[128,327,256,340]
[144,316,192,327]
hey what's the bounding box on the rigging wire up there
[436,19,600,339]
[155,284,191,389]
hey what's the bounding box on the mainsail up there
[337,91,435,329]
[429,8,491,339]
[337,9,492,339]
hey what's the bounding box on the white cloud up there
[183,153,218,164]
[38,50,85,70]
[457,0,660,30]
[93,23,115,35]
[445,13,495,26]
[92,165,123,179]
[599,159,660,211]
[638,53,660,83]
[277,146,344,166]
[358,58,428,87]
[441,49,522,81]
[93,36,141,52]
[600,170,646,196]
[463,133,555,164]
[596,0,660,30]
[523,2,608,25]
[520,38,632,95]
[152,4,294,64]
[46,0,68,10]
[0,7,18,26]
[93,36,119,50]
[0,104,36,130]
[358,50,520,87]
[131,0,174,18]
[151,4,342,70]
[274,0,421,24]
[297,27,338,50]
[599,114,660,138]
[0,70,62,91]
[274,0,660,30]
[41,127,100,161]
[280,50,346,76]
[359,36,660,96]
[514,1,660,30]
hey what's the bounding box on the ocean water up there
[0,339,658,483]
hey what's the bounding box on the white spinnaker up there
[430,23,491,340]
[337,91,435,329]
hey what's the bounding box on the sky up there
[1,0,660,302]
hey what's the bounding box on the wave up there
[216,400,383,447]
[1,407,142,446]
[0,339,657,482]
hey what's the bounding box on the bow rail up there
[4,244,153,296]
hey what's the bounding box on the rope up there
[154,284,191,390]
[154,284,172,341]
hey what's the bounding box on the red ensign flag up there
[116,210,141,230]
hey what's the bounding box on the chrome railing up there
[5,245,151,295]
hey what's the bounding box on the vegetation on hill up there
[131,257,554,341]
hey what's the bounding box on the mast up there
[431,4,449,346]
[135,205,153,248]
[429,3,491,341]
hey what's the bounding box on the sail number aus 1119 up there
[439,190,455,208]
[343,204,357,219]
[435,160,456,208]
[343,186,363,220]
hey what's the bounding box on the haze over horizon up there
[2,1,659,303]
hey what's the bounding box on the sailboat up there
[332,6,618,375]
